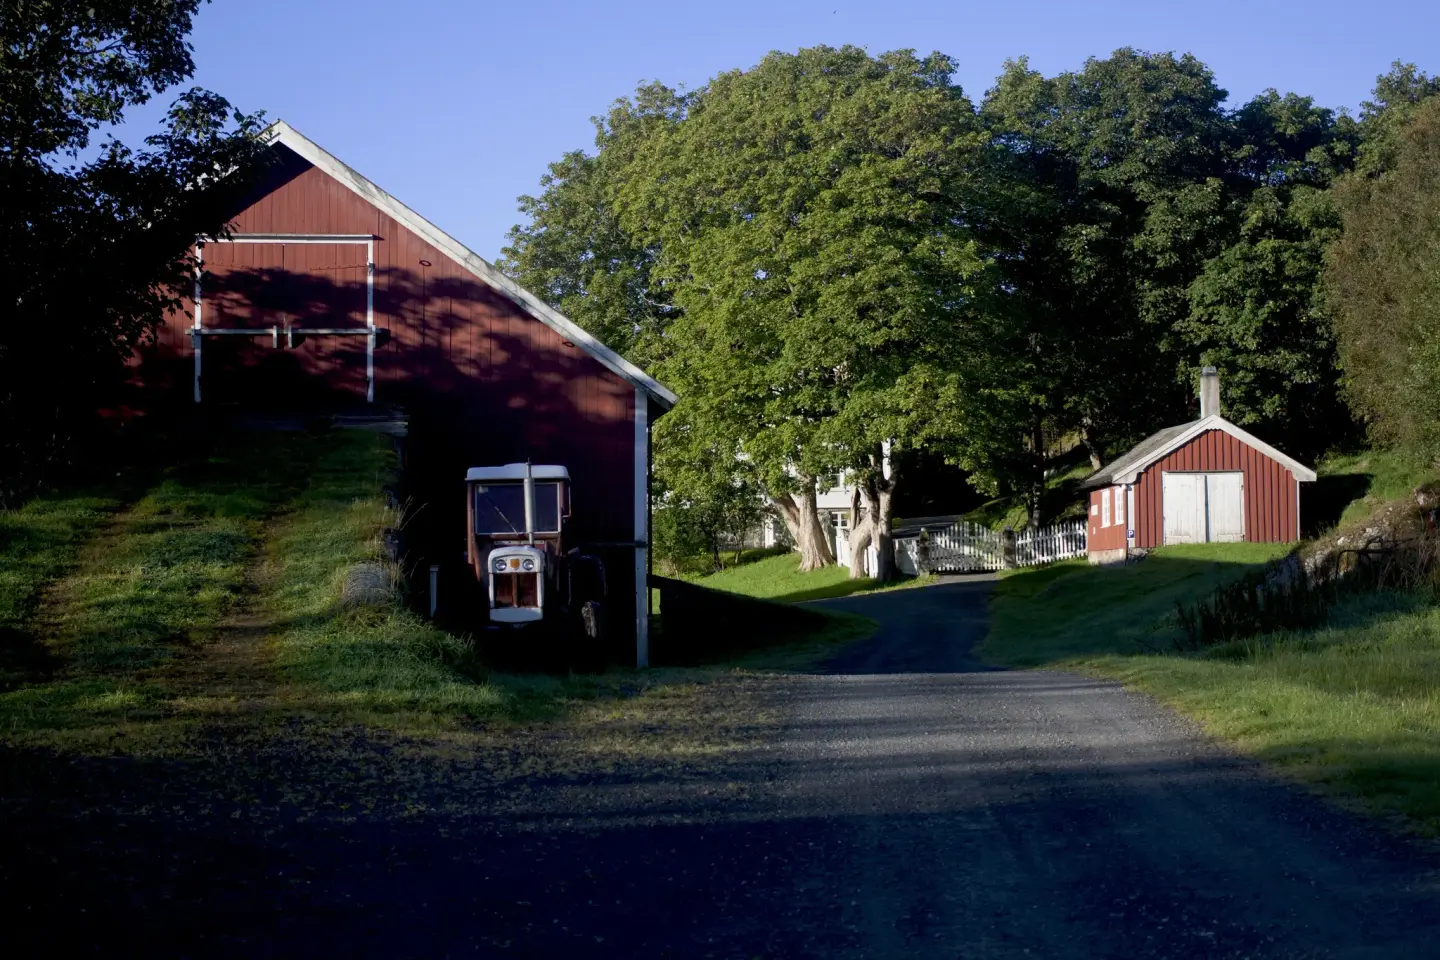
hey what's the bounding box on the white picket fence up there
[1014,519,1088,567]
[838,518,1087,577]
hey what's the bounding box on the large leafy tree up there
[1325,95,1440,459]
[976,50,1233,518]
[614,46,992,577]
[1177,91,1360,457]
[500,83,685,363]
[1,0,265,502]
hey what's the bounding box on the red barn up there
[1081,368,1316,564]
[138,121,676,664]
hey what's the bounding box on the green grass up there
[0,429,880,765]
[261,430,513,719]
[693,550,934,603]
[663,545,790,580]
[961,458,1093,531]
[0,433,320,737]
[984,543,1292,666]
[0,491,124,651]
[1313,449,1439,532]
[1095,592,1440,831]
[985,538,1440,832]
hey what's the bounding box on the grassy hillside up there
[1305,448,1438,535]
[986,536,1440,833]
[961,458,1093,531]
[693,550,932,603]
[0,429,880,758]
[984,543,1292,666]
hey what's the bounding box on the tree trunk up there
[770,480,834,572]
[849,446,899,582]
[1080,422,1104,471]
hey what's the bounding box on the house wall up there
[1133,429,1299,547]
[140,147,642,646]
[1087,487,1128,554]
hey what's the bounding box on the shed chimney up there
[1199,366,1221,419]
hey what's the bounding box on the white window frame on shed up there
[191,234,377,404]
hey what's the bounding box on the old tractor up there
[463,463,608,653]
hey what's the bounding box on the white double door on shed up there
[1162,472,1244,544]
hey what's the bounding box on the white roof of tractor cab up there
[465,464,571,482]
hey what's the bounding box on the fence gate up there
[889,518,1088,576]
[924,521,1005,573]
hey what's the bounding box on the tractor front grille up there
[493,572,539,608]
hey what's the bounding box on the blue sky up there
[113,0,1438,260]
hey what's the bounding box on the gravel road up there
[9,576,1440,958]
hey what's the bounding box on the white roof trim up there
[259,121,677,409]
[1114,415,1318,485]
[467,464,571,482]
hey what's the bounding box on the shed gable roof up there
[1082,414,1317,488]
[258,120,677,409]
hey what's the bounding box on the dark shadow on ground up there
[7,662,1440,959]
[766,572,930,605]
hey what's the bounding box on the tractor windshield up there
[473,482,562,535]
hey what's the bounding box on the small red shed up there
[137,121,677,664]
[1081,369,1316,564]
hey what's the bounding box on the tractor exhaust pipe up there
[523,460,535,546]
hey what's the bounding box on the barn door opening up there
[1162,472,1245,544]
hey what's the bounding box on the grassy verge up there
[662,545,790,580]
[0,490,127,681]
[0,433,319,742]
[984,543,1292,666]
[693,550,934,603]
[986,541,1440,833]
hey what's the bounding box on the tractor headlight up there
[492,557,507,573]
[522,558,536,572]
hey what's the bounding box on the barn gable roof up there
[1082,414,1317,489]
[258,120,677,409]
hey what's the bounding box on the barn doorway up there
[1162,472,1244,544]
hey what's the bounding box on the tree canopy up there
[1,0,265,502]
[1325,96,1440,459]
[506,47,1439,575]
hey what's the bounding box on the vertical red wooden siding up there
[1133,429,1298,547]
[1087,488,1128,552]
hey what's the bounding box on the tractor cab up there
[463,463,609,654]
[465,464,572,625]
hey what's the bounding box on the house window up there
[1101,491,1111,527]
[1113,487,1125,527]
